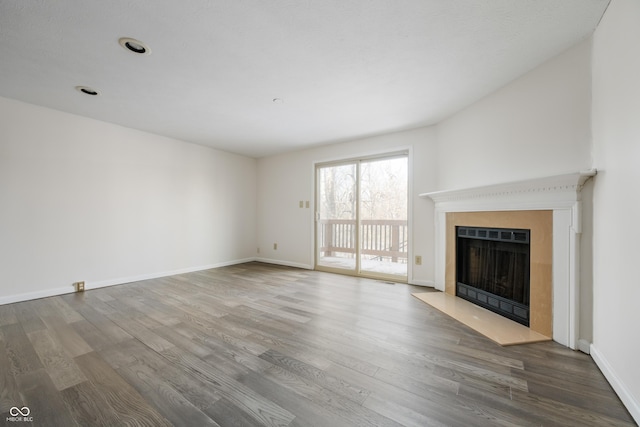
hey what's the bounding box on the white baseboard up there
[590,344,640,424]
[254,258,313,270]
[0,286,76,306]
[577,339,591,354]
[253,260,436,285]
[0,257,257,306]
[86,258,258,291]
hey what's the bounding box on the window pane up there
[359,156,407,278]
[317,163,357,271]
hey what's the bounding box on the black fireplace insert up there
[456,226,530,326]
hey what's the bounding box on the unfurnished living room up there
[0,1,639,426]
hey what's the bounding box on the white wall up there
[257,127,438,285]
[0,96,257,304]
[591,0,640,421]
[436,39,593,190]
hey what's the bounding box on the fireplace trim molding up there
[420,170,596,349]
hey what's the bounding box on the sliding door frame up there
[314,150,410,283]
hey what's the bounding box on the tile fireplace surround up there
[421,170,596,350]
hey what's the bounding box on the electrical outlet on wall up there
[415,255,422,265]
[75,281,85,292]
[273,243,278,250]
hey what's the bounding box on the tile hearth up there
[413,291,551,346]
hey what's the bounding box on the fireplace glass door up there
[456,227,530,325]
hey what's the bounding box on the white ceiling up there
[0,0,609,158]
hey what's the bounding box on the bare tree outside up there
[360,157,407,220]
[318,163,356,220]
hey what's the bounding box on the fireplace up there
[456,226,530,326]
[421,170,596,349]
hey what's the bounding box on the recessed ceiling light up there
[75,86,100,96]
[119,37,151,55]
[272,98,284,104]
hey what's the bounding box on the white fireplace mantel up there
[420,170,596,350]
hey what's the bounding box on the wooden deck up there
[318,219,408,263]
[0,262,635,426]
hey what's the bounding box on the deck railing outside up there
[319,219,408,263]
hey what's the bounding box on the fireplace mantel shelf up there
[419,170,596,208]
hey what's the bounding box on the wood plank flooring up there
[0,262,635,426]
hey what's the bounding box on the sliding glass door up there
[316,154,408,281]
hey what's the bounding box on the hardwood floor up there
[0,262,635,426]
